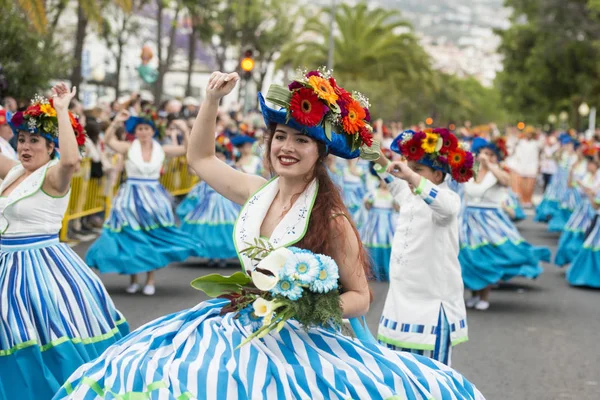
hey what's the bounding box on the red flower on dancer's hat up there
[289,87,327,127]
[437,129,458,154]
[448,149,466,169]
[358,126,373,147]
[24,104,42,117]
[452,165,474,183]
[401,137,425,161]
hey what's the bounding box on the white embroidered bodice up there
[463,171,505,208]
[0,160,70,235]
[125,139,165,179]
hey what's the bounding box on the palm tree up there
[276,2,431,85]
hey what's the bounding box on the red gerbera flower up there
[448,149,466,168]
[452,165,474,183]
[439,132,458,154]
[401,138,425,161]
[10,112,24,127]
[24,104,42,117]
[289,87,327,126]
[76,132,86,146]
[358,127,373,147]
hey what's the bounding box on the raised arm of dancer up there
[163,119,189,158]
[45,83,81,195]
[373,152,410,201]
[104,111,132,155]
[187,71,266,205]
[480,154,510,186]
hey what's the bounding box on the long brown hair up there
[264,125,372,278]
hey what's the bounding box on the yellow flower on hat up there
[422,132,439,153]
[39,104,56,117]
[307,76,338,105]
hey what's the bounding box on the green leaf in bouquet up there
[190,272,252,297]
[359,140,381,161]
[266,85,292,110]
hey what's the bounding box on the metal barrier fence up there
[60,156,198,242]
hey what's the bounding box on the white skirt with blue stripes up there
[0,234,128,400]
[54,298,485,400]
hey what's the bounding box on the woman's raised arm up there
[187,71,266,205]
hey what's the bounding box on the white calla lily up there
[253,297,273,318]
[251,247,293,291]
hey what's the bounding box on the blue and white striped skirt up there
[459,207,550,290]
[54,298,485,400]
[180,186,241,260]
[567,212,600,288]
[0,234,128,400]
[86,178,203,274]
[343,180,366,217]
[176,181,207,220]
[555,200,594,266]
[359,207,397,281]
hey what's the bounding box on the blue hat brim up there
[390,130,448,173]
[230,135,256,147]
[470,137,502,160]
[125,117,158,137]
[258,93,359,159]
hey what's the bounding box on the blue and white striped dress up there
[359,190,398,281]
[86,140,202,274]
[0,161,128,400]
[54,298,485,400]
[180,182,241,261]
[175,181,205,220]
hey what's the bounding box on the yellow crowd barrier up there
[60,156,199,242]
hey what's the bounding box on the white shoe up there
[126,283,140,294]
[474,300,490,311]
[465,296,480,308]
[143,284,156,296]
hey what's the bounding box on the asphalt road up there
[73,211,600,400]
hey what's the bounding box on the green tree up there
[0,5,69,101]
[495,0,600,125]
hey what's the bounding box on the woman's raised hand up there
[51,83,77,111]
[206,72,240,102]
[114,110,130,123]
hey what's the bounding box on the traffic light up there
[240,49,254,80]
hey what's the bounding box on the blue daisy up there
[282,252,320,284]
[310,254,340,293]
[271,276,303,300]
[237,306,264,331]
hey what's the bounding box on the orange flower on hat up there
[448,149,466,169]
[307,75,338,105]
[341,100,366,135]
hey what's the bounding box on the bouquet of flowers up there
[9,94,86,152]
[396,128,476,182]
[265,67,379,160]
[191,239,343,347]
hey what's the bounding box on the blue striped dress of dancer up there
[555,157,600,267]
[53,79,486,399]
[460,139,550,311]
[359,183,399,281]
[86,114,202,295]
[0,159,128,399]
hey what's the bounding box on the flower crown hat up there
[390,128,477,183]
[124,107,165,139]
[9,94,87,151]
[216,134,234,159]
[258,67,379,160]
[471,137,508,161]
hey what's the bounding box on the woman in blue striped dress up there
[0,84,128,400]
[555,156,599,266]
[548,148,586,232]
[566,185,600,288]
[86,110,202,296]
[460,138,550,311]
[55,71,485,400]
[359,169,399,281]
[180,135,240,266]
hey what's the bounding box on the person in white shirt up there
[540,133,559,191]
[0,109,17,160]
[373,128,474,366]
[514,126,541,207]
